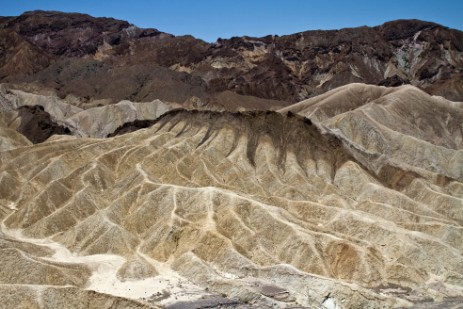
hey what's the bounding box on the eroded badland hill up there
[0,10,462,309]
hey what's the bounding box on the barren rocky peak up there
[0,11,462,107]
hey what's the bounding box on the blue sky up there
[2,0,462,42]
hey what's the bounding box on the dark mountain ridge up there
[1,11,462,108]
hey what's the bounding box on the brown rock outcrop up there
[0,11,462,107]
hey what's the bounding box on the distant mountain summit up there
[0,11,462,108]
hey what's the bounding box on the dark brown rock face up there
[107,119,158,137]
[1,11,462,106]
[2,10,131,57]
[16,105,71,143]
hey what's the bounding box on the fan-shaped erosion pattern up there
[0,104,462,308]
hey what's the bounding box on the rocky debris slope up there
[0,286,156,309]
[0,11,462,107]
[1,86,462,307]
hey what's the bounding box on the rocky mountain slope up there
[1,9,463,309]
[0,83,462,308]
[0,11,462,108]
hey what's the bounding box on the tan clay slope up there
[279,83,397,119]
[0,84,175,139]
[0,110,32,151]
[1,109,462,308]
[280,83,463,182]
[0,84,284,142]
